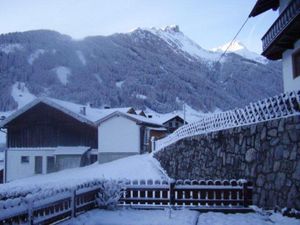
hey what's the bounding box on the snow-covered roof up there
[54,146,91,155]
[147,127,167,131]
[148,113,185,125]
[96,111,163,127]
[47,97,133,123]
[0,97,135,128]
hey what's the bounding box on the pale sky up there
[0,0,278,53]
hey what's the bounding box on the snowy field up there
[60,209,299,225]
[0,154,168,197]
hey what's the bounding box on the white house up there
[0,97,166,182]
[249,0,300,92]
[97,111,166,163]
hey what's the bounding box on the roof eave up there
[249,0,279,17]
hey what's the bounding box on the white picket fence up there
[0,179,253,224]
[154,90,300,151]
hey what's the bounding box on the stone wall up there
[154,115,300,209]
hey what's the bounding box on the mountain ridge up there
[0,27,283,113]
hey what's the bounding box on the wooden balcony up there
[261,0,300,60]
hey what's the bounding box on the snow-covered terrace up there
[0,154,168,198]
[61,209,299,225]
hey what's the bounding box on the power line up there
[217,16,250,64]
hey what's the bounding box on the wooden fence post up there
[27,198,33,225]
[242,182,248,207]
[169,180,175,206]
[70,189,76,218]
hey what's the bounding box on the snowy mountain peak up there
[212,40,246,52]
[138,25,220,62]
[163,25,180,33]
[212,40,268,64]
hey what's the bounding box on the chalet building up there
[0,98,166,182]
[97,111,166,163]
[249,0,300,92]
[148,114,187,133]
[162,115,187,132]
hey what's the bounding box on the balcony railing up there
[262,0,300,51]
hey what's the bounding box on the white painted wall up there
[6,148,55,182]
[98,115,140,153]
[282,40,300,92]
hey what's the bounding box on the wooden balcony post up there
[169,180,175,206]
[70,188,76,218]
[27,198,33,225]
[242,182,248,207]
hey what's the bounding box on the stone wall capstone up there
[154,115,300,209]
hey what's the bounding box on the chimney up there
[80,106,86,116]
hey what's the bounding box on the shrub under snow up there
[96,179,125,210]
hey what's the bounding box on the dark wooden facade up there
[5,103,97,148]
[163,116,186,133]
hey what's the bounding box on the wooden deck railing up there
[119,179,252,211]
[0,179,252,224]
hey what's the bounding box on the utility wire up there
[217,16,250,64]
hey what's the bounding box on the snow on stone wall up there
[154,90,300,151]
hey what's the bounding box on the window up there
[21,156,29,163]
[47,156,56,173]
[35,156,43,174]
[292,48,300,79]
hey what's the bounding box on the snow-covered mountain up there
[211,40,268,64]
[0,26,282,113]
[144,25,220,62]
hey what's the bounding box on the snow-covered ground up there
[61,209,198,225]
[76,50,86,65]
[0,154,168,197]
[11,82,36,109]
[60,209,299,225]
[28,49,46,64]
[197,211,299,225]
[115,80,125,88]
[136,94,147,100]
[52,66,71,85]
[0,43,23,54]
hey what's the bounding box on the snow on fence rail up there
[154,90,300,151]
[0,179,253,224]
